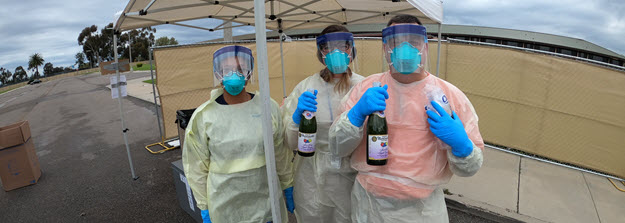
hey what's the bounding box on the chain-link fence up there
[152,37,625,179]
[443,40,625,179]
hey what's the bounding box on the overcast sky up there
[1,0,623,75]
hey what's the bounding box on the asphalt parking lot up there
[0,72,194,222]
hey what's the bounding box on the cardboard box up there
[171,159,202,222]
[0,121,41,191]
[0,121,31,149]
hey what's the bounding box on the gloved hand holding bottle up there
[347,85,389,127]
[292,90,318,125]
[200,209,212,223]
[426,101,474,157]
[284,187,295,213]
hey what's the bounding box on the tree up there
[28,53,45,77]
[155,36,179,47]
[75,52,86,67]
[78,24,112,67]
[1,67,12,85]
[13,66,27,82]
[44,62,54,76]
[52,66,65,74]
[78,23,156,66]
[120,27,157,62]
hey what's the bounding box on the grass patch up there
[143,79,156,84]
[132,64,155,71]
[0,84,23,95]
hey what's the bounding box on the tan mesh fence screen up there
[153,39,625,178]
[444,43,625,178]
[153,39,384,141]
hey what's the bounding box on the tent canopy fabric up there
[114,0,443,32]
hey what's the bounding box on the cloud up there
[0,0,126,73]
[0,1,255,73]
[443,0,625,56]
[1,0,623,75]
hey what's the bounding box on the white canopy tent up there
[114,0,446,93]
[113,1,442,222]
[115,0,442,31]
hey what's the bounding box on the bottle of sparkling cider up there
[298,89,317,157]
[366,82,388,165]
[424,84,452,150]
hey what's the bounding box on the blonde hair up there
[318,67,353,94]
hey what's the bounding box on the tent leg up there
[148,48,163,141]
[254,0,282,222]
[280,34,287,98]
[436,23,442,77]
[114,34,138,180]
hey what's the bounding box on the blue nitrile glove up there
[426,101,474,158]
[201,209,212,223]
[284,187,295,213]
[292,90,318,125]
[347,85,389,127]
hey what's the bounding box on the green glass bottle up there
[298,89,317,157]
[367,82,388,165]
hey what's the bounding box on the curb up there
[446,195,551,223]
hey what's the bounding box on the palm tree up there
[28,53,45,77]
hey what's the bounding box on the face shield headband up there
[382,24,428,74]
[213,45,254,81]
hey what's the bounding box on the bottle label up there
[368,134,388,160]
[303,111,315,120]
[374,111,385,118]
[298,132,316,153]
[424,85,452,116]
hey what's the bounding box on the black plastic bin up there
[172,159,202,222]
[175,109,196,149]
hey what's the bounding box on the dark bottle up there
[366,82,388,165]
[298,89,317,157]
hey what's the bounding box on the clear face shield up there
[213,45,254,95]
[213,45,254,81]
[382,24,428,75]
[316,32,355,74]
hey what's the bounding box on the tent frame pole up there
[254,0,282,222]
[283,10,344,30]
[436,23,442,77]
[114,33,138,180]
[275,0,319,17]
[276,0,342,23]
[280,34,287,98]
[148,48,163,141]
[213,5,256,29]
